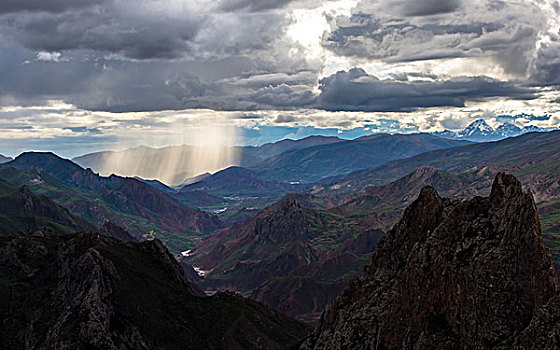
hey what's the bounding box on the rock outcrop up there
[0,231,310,349]
[302,173,560,349]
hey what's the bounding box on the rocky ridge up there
[302,173,560,349]
[0,231,310,349]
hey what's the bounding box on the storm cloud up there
[388,0,462,17]
[0,0,558,120]
[317,68,537,112]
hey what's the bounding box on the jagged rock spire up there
[302,173,558,349]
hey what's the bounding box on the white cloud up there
[36,51,67,62]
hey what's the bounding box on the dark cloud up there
[553,1,560,14]
[496,114,553,122]
[0,7,200,60]
[275,114,297,123]
[0,44,542,114]
[250,84,316,109]
[0,0,557,117]
[0,43,317,113]
[0,0,108,14]
[218,0,297,12]
[389,0,461,17]
[0,0,291,61]
[0,0,318,112]
[530,41,560,86]
[316,68,537,112]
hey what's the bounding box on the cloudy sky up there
[0,0,559,157]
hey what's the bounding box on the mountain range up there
[2,129,560,349]
[318,130,560,197]
[2,172,558,349]
[433,119,554,142]
[71,133,472,228]
[72,136,344,186]
[74,134,470,186]
[310,130,560,273]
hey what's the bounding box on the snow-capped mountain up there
[495,122,522,138]
[433,119,554,142]
[460,119,495,140]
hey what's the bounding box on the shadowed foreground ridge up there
[0,232,310,349]
[302,173,560,349]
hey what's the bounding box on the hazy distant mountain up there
[72,136,345,186]
[433,119,555,142]
[73,134,467,186]
[0,154,11,164]
[254,133,471,183]
[73,144,243,186]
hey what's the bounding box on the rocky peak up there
[302,173,559,349]
[410,165,439,178]
[496,122,522,137]
[489,171,524,203]
[254,200,309,243]
[461,119,494,137]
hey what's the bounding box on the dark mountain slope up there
[257,133,471,183]
[181,166,302,197]
[251,230,381,324]
[302,173,559,349]
[0,231,311,349]
[0,177,95,236]
[253,135,344,161]
[343,166,493,208]
[7,152,85,184]
[335,166,497,231]
[325,130,560,195]
[186,200,384,322]
[0,153,223,250]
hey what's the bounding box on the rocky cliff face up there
[0,231,310,349]
[302,173,559,349]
